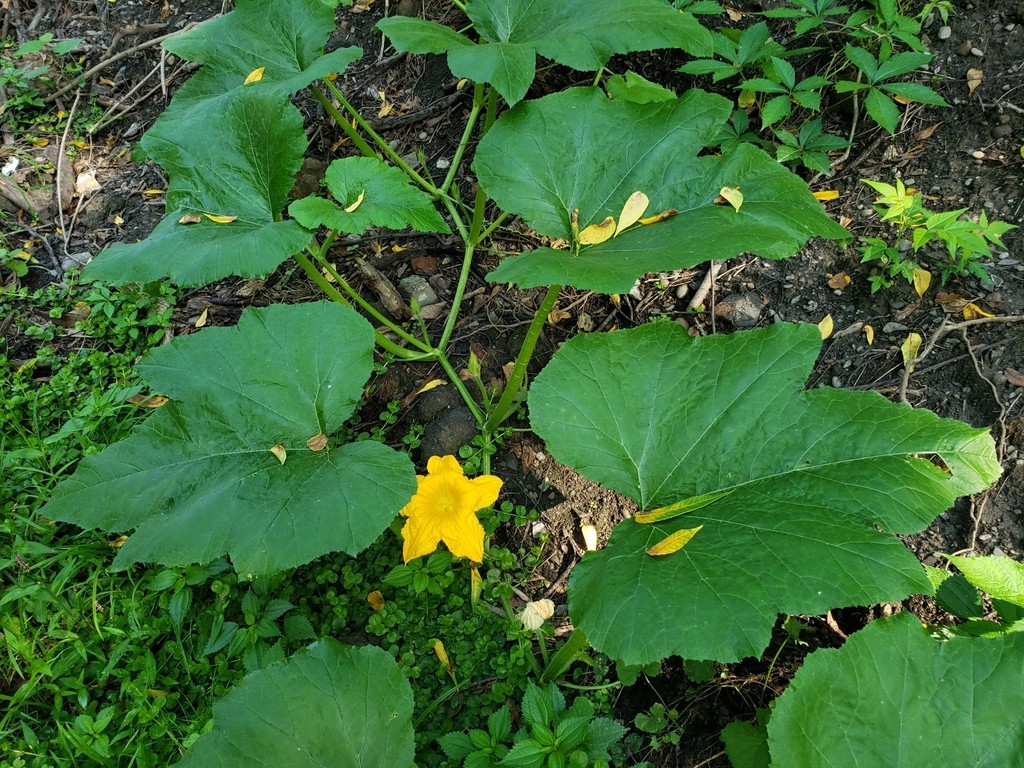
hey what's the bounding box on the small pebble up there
[883,321,910,333]
[970,47,984,57]
[979,533,993,542]
[993,547,1005,557]
[971,150,986,159]
[938,25,952,39]
[435,158,451,169]
[1007,23,1016,31]
[831,376,843,388]
[992,124,1013,139]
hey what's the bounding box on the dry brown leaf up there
[914,123,941,141]
[966,67,983,96]
[178,213,203,225]
[367,590,385,610]
[827,272,851,290]
[547,308,572,324]
[936,292,971,313]
[306,433,328,451]
[725,6,742,20]
[1005,368,1024,387]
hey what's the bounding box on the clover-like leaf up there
[528,323,1000,663]
[768,612,1024,767]
[378,0,711,105]
[474,88,848,293]
[176,641,415,767]
[289,157,449,235]
[42,302,416,578]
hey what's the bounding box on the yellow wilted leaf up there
[470,563,482,605]
[109,535,129,548]
[142,188,164,197]
[818,314,834,339]
[367,590,385,610]
[966,67,983,96]
[646,525,704,556]
[827,272,851,290]
[306,433,328,451]
[433,639,451,670]
[244,66,265,84]
[269,443,287,465]
[813,189,840,201]
[578,216,616,245]
[864,324,875,345]
[635,490,734,524]
[344,189,366,213]
[609,294,621,308]
[737,88,755,109]
[414,379,446,397]
[195,307,209,328]
[962,302,995,320]
[457,78,469,90]
[581,524,598,551]
[113,214,124,225]
[615,191,650,236]
[912,268,932,298]
[716,186,743,212]
[639,208,677,225]
[900,332,922,367]
[320,266,337,283]
[127,394,169,408]
[204,213,238,223]
[547,308,572,325]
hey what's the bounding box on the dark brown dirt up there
[3,2,1023,767]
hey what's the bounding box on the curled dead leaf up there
[716,186,743,212]
[344,189,366,213]
[547,308,572,325]
[269,443,287,465]
[1004,368,1024,387]
[638,208,677,226]
[966,67,983,97]
[244,66,265,84]
[827,272,851,290]
[900,332,922,367]
[306,433,328,451]
[367,590,385,610]
[962,302,995,320]
[864,324,875,345]
[578,216,616,245]
[203,213,238,224]
[178,213,202,225]
[126,394,169,408]
[615,191,650,236]
[195,307,209,328]
[936,292,971,313]
[818,314,834,340]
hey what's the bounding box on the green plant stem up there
[559,681,621,692]
[321,79,436,195]
[292,250,421,359]
[535,628,550,669]
[433,351,486,426]
[413,684,462,728]
[477,211,509,242]
[311,249,432,353]
[499,594,542,677]
[440,83,486,195]
[308,85,378,160]
[483,284,561,432]
[541,627,590,683]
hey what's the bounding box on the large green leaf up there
[86,89,310,287]
[85,0,362,287]
[378,0,711,105]
[41,302,416,578]
[768,612,1024,767]
[177,641,415,767]
[474,88,848,293]
[289,157,450,235]
[528,323,1000,663]
[149,0,361,133]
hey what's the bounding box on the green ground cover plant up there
[4,0,1019,765]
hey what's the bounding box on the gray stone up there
[398,275,440,307]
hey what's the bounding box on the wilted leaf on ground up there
[42,302,416,578]
[529,322,999,662]
[901,332,922,366]
[768,612,1024,767]
[177,641,415,767]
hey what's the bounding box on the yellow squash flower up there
[399,455,502,563]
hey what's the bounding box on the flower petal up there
[401,515,443,563]
[439,513,486,563]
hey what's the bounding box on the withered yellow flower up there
[399,455,502,563]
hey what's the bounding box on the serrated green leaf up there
[86,90,312,287]
[499,741,549,768]
[759,94,791,129]
[864,88,901,133]
[925,565,984,619]
[380,0,710,105]
[475,87,847,293]
[605,71,677,103]
[289,157,449,235]
[947,555,1024,609]
[489,706,513,742]
[768,612,1024,767]
[722,721,770,768]
[529,323,1000,663]
[177,641,414,767]
[521,682,561,729]
[555,716,592,751]
[584,717,627,759]
[42,302,416,577]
